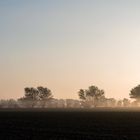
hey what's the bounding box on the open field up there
[1,108,140,139]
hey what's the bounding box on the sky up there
[0,0,140,100]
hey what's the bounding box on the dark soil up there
[0,108,140,140]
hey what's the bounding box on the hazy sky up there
[0,0,140,99]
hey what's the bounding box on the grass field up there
[0,108,140,139]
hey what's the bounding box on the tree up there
[78,89,86,100]
[37,86,53,107]
[117,100,122,107]
[18,87,39,108]
[78,85,105,107]
[123,98,130,107]
[130,85,140,102]
[24,87,39,100]
[0,100,8,108]
[18,86,53,108]
[65,99,81,108]
[106,98,116,107]
[7,99,19,108]
[94,96,107,107]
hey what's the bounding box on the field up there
[1,108,140,139]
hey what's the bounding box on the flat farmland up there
[0,108,140,140]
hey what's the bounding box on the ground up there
[0,108,140,139]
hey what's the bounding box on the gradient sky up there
[0,0,140,100]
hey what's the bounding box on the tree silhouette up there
[78,85,105,107]
[130,85,140,103]
[24,87,39,100]
[18,87,39,108]
[18,86,53,108]
[78,89,86,100]
[37,86,53,107]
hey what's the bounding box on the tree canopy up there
[18,86,53,108]
[130,85,140,101]
[78,85,105,107]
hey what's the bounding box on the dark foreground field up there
[1,108,140,140]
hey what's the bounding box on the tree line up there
[0,85,140,108]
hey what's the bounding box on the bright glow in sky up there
[0,0,140,99]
